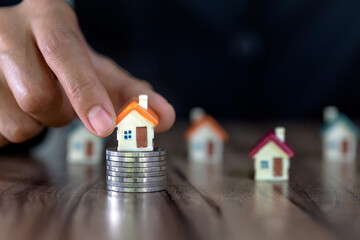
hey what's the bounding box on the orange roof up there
[185,115,228,141]
[116,97,159,126]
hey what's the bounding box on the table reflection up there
[322,161,357,187]
[66,164,102,185]
[253,181,290,238]
[188,162,223,186]
[106,192,167,240]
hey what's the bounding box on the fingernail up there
[87,106,114,135]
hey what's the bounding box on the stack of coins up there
[106,147,166,192]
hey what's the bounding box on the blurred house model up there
[67,121,105,164]
[116,94,159,151]
[249,127,294,181]
[185,108,228,163]
[321,106,359,161]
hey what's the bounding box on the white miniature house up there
[321,106,359,162]
[116,94,159,151]
[67,122,105,164]
[249,127,294,181]
[185,108,228,163]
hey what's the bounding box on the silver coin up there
[106,160,166,168]
[107,185,165,193]
[107,180,166,188]
[106,170,166,178]
[106,175,166,183]
[106,165,166,173]
[106,147,166,157]
[106,155,166,162]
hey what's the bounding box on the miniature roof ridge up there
[185,114,228,141]
[320,113,360,137]
[116,96,159,126]
[248,130,294,158]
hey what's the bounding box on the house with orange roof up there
[185,108,228,163]
[116,94,159,151]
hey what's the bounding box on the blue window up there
[328,141,337,149]
[75,142,82,150]
[260,160,269,169]
[123,130,132,140]
[194,142,203,150]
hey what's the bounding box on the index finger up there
[32,22,116,137]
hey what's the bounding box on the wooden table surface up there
[0,121,358,240]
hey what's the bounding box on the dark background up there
[1,0,360,153]
[2,0,360,120]
[75,0,360,120]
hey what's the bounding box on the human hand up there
[0,0,175,147]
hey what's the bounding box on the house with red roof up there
[116,94,159,151]
[185,108,228,163]
[249,127,294,181]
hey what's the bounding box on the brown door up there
[136,127,148,148]
[273,158,283,177]
[342,139,348,154]
[208,141,214,157]
[86,141,93,157]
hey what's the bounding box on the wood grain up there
[0,121,358,240]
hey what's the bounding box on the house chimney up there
[323,106,339,123]
[190,107,205,123]
[275,127,285,142]
[139,94,148,110]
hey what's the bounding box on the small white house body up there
[185,108,228,163]
[117,110,155,151]
[116,95,159,152]
[67,125,104,164]
[322,121,357,161]
[249,127,294,181]
[321,106,359,162]
[252,141,290,181]
[187,125,224,163]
